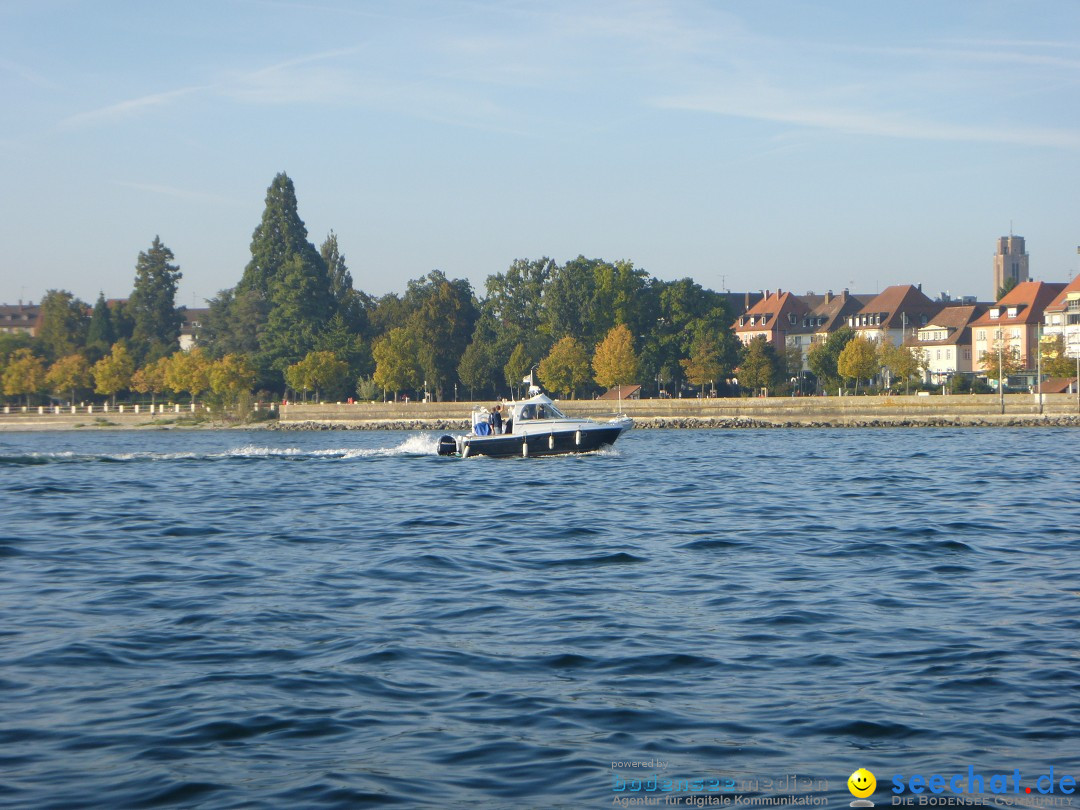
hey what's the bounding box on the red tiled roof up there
[971,281,1067,327]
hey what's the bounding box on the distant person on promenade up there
[490,404,503,435]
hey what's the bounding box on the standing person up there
[489,404,504,435]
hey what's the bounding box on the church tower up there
[993,235,1029,299]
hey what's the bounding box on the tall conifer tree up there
[129,236,182,362]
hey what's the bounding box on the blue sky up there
[2,0,1079,308]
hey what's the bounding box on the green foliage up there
[3,348,47,405]
[404,271,478,401]
[165,347,211,403]
[738,335,780,394]
[837,336,879,393]
[129,236,182,362]
[680,332,726,391]
[38,289,88,361]
[46,354,91,402]
[504,343,533,393]
[457,338,500,399]
[878,341,924,390]
[284,351,349,401]
[372,327,421,398]
[86,293,116,360]
[355,376,381,401]
[996,276,1019,302]
[209,354,257,403]
[807,326,855,391]
[1040,333,1078,378]
[130,355,172,405]
[592,324,640,389]
[538,336,591,398]
[92,343,135,403]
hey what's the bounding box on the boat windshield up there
[518,401,566,420]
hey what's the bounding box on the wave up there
[0,435,441,465]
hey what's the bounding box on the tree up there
[165,347,211,404]
[2,348,47,405]
[878,341,925,392]
[92,343,135,405]
[284,351,348,402]
[208,354,257,405]
[405,271,478,401]
[504,343,533,394]
[315,311,372,382]
[979,338,1023,386]
[320,230,368,333]
[130,356,173,407]
[738,335,780,395]
[592,324,640,389]
[237,173,334,373]
[538,336,591,398]
[457,339,500,399]
[37,290,88,361]
[129,236,182,362]
[680,333,727,395]
[1040,333,1077,378]
[372,327,421,400]
[837,336,879,393]
[45,354,91,403]
[997,276,1019,302]
[807,326,856,392]
[86,293,116,361]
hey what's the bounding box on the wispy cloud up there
[656,89,1080,149]
[112,181,240,206]
[60,85,207,129]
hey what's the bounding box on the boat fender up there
[548,434,555,450]
[462,441,470,458]
[522,438,529,458]
[575,430,581,447]
[437,435,458,456]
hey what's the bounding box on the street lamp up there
[997,328,1004,415]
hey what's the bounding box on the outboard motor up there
[437,435,459,456]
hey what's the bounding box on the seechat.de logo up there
[848,767,876,807]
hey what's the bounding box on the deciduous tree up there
[538,336,591,398]
[284,351,348,402]
[372,328,421,400]
[738,335,779,395]
[680,333,726,395]
[92,343,135,405]
[837,336,879,393]
[37,290,88,361]
[592,324,639,389]
[46,354,91,403]
[807,326,855,392]
[209,354,257,404]
[130,356,172,407]
[165,347,211,404]
[2,348,47,405]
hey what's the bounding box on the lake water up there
[1,427,1078,809]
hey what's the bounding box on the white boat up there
[436,388,632,458]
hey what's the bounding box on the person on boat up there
[489,404,503,435]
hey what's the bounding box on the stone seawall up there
[278,393,1080,429]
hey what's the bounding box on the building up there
[733,289,808,349]
[847,284,941,346]
[993,235,1029,298]
[179,308,211,351]
[1041,273,1080,361]
[0,303,41,336]
[970,281,1066,382]
[784,290,874,370]
[911,304,987,385]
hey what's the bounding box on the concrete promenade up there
[277,393,1080,429]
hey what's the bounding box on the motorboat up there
[436,387,632,458]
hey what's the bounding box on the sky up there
[2,0,1079,309]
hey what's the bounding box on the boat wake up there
[0,435,441,465]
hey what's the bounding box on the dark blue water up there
[1,427,1078,809]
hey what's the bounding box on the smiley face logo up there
[848,768,876,798]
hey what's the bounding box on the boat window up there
[537,403,565,419]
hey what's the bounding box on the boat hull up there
[438,423,628,458]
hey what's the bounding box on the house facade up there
[847,284,942,346]
[0,303,41,336]
[911,304,986,384]
[970,281,1066,381]
[1041,273,1080,362]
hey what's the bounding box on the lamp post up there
[998,328,1004,415]
[1036,324,1043,415]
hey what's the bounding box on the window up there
[990,309,1000,319]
